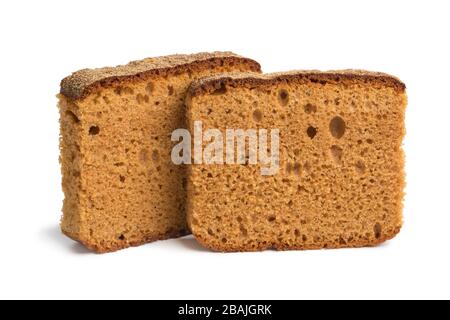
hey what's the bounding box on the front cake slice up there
[186,71,406,252]
[58,52,261,252]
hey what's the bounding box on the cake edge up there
[191,226,402,252]
[62,227,190,253]
[60,52,261,100]
[187,70,406,98]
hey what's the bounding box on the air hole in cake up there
[119,175,125,183]
[237,216,243,223]
[304,103,317,114]
[330,145,343,164]
[360,148,368,156]
[286,163,292,174]
[240,226,248,236]
[103,96,110,104]
[167,85,174,96]
[302,235,308,242]
[221,237,228,243]
[207,173,213,178]
[334,98,341,105]
[139,149,148,164]
[118,234,126,241]
[145,82,154,95]
[114,87,123,96]
[293,163,301,176]
[65,110,80,123]
[355,160,366,173]
[329,116,346,139]
[287,200,293,207]
[303,161,311,172]
[136,93,149,104]
[268,215,276,223]
[212,82,227,95]
[307,126,317,139]
[253,109,263,122]
[89,126,100,135]
[295,229,300,237]
[278,89,289,106]
[151,150,159,162]
[367,139,374,144]
[374,223,382,239]
[208,228,215,236]
[114,86,133,96]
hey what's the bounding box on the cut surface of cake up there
[58,52,261,252]
[186,70,406,252]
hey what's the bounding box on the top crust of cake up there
[60,52,261,100]
[187,70,406,97]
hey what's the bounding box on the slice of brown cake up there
[186,71,406,252]
[58,52,261,253]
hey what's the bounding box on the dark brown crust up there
[60,52,261,100]
[62,228,190,254]
[187,70,406,98]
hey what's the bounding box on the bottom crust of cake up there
[192,226,401,253]
[61,227,190,253]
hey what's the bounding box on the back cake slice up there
[58,52,261,252]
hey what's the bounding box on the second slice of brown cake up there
[186,71,406,252]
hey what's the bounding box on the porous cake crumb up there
[58,52,261,252]
[186,71,406,251]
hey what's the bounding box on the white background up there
[0,0,449,300]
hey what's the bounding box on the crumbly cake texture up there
[58,52,261,253]
[186,70,406,252]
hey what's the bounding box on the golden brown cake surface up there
[186,70,406,252]
[58,52,261,253]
